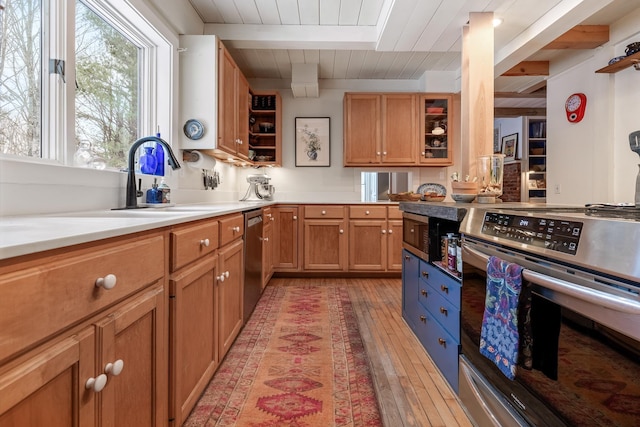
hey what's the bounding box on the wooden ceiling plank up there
[543,25,609,49]
[298,0,319,25]
[345,51,367,79]
[393,0,440,51]
[358,0,385,25]
[375,0,419,51]
[273,49,293,78]
[254,0,281,24]
[502,61,549,76]
[276,0,300,25]
[189,0,223,22]
[234,1,262,24]
[339,0,363,25]
[332,50,351,79]
[320,0,340,25]
[318,50,336,79]
[213,0,242,23]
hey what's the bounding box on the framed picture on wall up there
[295,117,330,167]
[501,133,518,162]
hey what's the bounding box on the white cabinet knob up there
[95,274,117,290]
[224,271,230,278]
[238,139,243,145]
[85,374,108,392]
[293,216,297,220]
[264,237,269,242]
[388,229,393,234]
[376,151,381,155]
[105,359,124,376]
[200,238,210,247]
[339,229,344,234]
[217,274,225,282]
[321,210,326,215]
[383,151,387,155]
[365,210,370,215]
[410,228,414,233]
[271,217,275,221]
[421,152,425,156]
[232,226,240,232]
[382,230,386,234]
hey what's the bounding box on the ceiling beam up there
[502,61,549,76]
[204,24,377,50]
[494,91,546,99]
[495,108,547,118]
[494,0,616,77]
[543,25,609,49]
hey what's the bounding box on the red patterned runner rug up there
[184,281,383,426]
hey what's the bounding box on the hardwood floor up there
[266,277,474,427]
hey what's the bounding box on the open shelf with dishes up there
[249,91,281,165]
[419,94,454,166]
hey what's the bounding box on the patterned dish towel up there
[479,256,525,380]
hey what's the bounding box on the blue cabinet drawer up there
[412,303,460,392]
[419,261,461,308]
[421,283,460,340]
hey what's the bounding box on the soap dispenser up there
[146,178,161,204]
[158,177,170,203]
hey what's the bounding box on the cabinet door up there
[218,239,244,359]
[387,220,404,271]
[236,73,250,159]
[382,94,418,164]
[402,250,421,328]
[262,221,273,289]
[303,219,347,271]
[218,42,238,155]
[419,94,454,166]
[273,206,299,270]
[0,329,95,427]
[344,94,381,165]
[97,285,167,427]
[169,255,218,427]
[348,219,386,271]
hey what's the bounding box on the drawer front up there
[170,220,219,272]
[423,311,460,392]
[0,233,164,362]
[419,261,461,308]
[349,205,387,219]
[304,205,345,219]
[387,205,403,219]
[219,214,244,247]
[420,283,460,339]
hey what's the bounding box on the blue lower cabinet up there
[402,250,420,329]
[405,258,461,392]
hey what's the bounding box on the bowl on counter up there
[421,194,445,202]
[451,193,476,203]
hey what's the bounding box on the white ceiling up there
[183,0,636,97]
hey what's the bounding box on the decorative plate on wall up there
[183,119,204,140]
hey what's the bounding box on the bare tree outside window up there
[0,0,42,157]
[75,0,139,169]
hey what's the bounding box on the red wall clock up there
[565,93,587,123]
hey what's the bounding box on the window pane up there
[0,0,42,157]
[75,0,139,169]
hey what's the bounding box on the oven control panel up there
[481,212,583,255]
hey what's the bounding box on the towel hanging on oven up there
[479,256,525,380]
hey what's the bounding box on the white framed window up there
[0,0,172,170]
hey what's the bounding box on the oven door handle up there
[462,244,640,316]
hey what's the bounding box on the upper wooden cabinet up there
[249,91,282,166]
[344,93,419,166]
[419,94,454,166]
[219,42,249,160]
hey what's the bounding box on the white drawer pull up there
[321,210,326,215]
[95,274,117,290]
[365,210,370,215]
[293,215,297,220]
[105,359,124,376]
[224,271,230,278]
[217,274,225,282]
[86,374,107,392]
[382,230,386,234]
[200,238,210,247]
[339,229,344,234]
[232,226,240,232]
[388,229,393,234]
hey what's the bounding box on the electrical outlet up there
[554,184,561,194]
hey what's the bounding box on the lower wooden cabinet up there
[348,205,403,272]
[273,206,299,270]
[262,207,274,288]
[169,254,219,427]
[217,238,244,359]
[303,206,348,271]
[0,285,167,427]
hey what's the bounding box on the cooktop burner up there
[585,203,640,220]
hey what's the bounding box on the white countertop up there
[0,200,400,261]
[0,202,270,260]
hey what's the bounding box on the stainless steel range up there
[458,205,640,426]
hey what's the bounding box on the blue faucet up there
[126,136,181,208]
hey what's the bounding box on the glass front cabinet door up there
[419,94,454,166]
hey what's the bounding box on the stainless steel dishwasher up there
[243,209,263,323]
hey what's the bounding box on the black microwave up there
[402,212,460,261]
